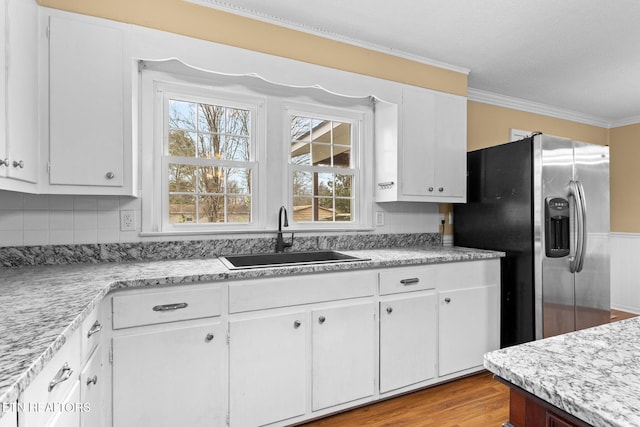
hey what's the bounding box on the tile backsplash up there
[0,192,141,247]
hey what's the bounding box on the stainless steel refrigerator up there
[454,134,610,348]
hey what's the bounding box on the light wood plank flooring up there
[300,309,636,427]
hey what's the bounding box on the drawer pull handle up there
[386,306,393,314]
[444,298,451,304]
[86,375,98,386]
[318,316,326,324]
[153,302,188,312]
[293,320,301,329]
[49,363,73,392]
[400,278,420,285]
[377,181,395,188]
[205,333,214,341]
[87,320,102,338]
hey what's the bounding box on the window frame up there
[141,72,268,234]
[284,101,369,230]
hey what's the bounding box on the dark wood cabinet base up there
[495,376,592,427]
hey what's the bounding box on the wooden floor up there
[300,310,637,427]
[299,371,510,427]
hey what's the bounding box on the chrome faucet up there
[275,205,294,253]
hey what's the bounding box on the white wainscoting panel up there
[611,232,640,314]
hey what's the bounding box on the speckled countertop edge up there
[484,318,640,427]
[0,246,503,416]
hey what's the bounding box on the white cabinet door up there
[46,381,81,427]
[229,311,306,427]
[379,292,437,393]
[79,347,103,427]
[3,0,38,185]
[438,285,499,376]
[0,407,16,427]
[48,14,125,189]
[376,86,466,203]
[112,321,226,427]
[311,301,375,411]
[401,87,466,201]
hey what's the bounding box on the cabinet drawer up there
[112,286,222,330]
[229,270,376,313]
[21,328,81,427]
[379,266,435,295]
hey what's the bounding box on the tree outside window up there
[167,99,253,224]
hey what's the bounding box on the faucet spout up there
[276,205,294,253]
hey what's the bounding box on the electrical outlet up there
[120,210,136,231]
[375,211,384,226]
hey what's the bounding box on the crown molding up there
[467,88,618,128]
[185,0,470,75]
[610,116,640,128]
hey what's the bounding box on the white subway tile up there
[98,228,120,243]
[73,196,98,211]
[98,196,120,211]
[0,191,24,210]
[0,211,23,230]
[50,211,74,230]
[49,195,74,211]
[1,229,23,246]
[98,210,120,230]
[50,229,74,245]
[24,194,50,210]
[24,229,49,246]
[24,211,49,230]
[73,211,98,230]
[74,229,98,244]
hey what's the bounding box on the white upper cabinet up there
[45,12,135,195]
[0,0,39,191]
[375,86,467,203]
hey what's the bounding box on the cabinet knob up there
[438,187,444,192]
[444,297,451,304]
[318,316,326,324]
[428,187,434,192]
[105,172,115,179]
[12,160,24,169]
[86,375,98,386]
[386,306,393,314]
[205,333,214,341]
[0,158,7,167]
[293,320,301,329]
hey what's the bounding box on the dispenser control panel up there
[545,197,570,258]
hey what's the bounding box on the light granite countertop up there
[0,245,502,416]
[485,317,640,427]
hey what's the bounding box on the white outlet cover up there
[120,210,136,231]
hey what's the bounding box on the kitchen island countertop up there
[0,245,502,414]
[485,316,640,427]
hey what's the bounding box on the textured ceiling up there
[196,0,640,126]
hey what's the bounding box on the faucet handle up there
[285,232,294,249]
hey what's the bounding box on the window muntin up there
[289,112,359,223]
[164,96,255,226]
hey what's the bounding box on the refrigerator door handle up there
[568,181,584,273]
[575,180,587,272]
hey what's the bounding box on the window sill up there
[139,227,375,238]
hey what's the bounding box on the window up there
[160,88,260,230]
[287,107,362,224]
[140,63,372,235]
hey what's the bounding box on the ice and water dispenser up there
[544,197,570,257]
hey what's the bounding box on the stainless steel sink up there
[219,250,369,269]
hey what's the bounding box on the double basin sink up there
[219,250,369,270]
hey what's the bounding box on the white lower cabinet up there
[311,301,375,411]
[229,310,306,427]
[379,292,437,393]
[438,284,499,377]
[112,321,226,427]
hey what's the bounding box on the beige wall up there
[38,1,639,234]
[468,101,640,233]
[610,124,640,233]
[37,0,467,96]
[467,101,609,150]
